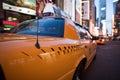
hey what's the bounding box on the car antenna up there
[35,0,41,49]
[35,17,40,49]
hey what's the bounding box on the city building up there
[95,0,114,36]
[0,0,4,29]
[89,0,96,35]
[114,0,120,36]
[0,0,96,34]
[0,0,37,31]
[98,0,106,36]
[106,0,114,36]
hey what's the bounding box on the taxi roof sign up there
[42,3,71,19]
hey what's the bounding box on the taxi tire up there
[72,62,85,80]
[93,54,96,60]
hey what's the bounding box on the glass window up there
[74,23,92,40]
[12,18,65,37]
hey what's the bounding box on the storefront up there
[0,0,4,27]
[1,0,36,31]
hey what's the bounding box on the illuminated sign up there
[4,25,14,28]
[3,0,36,15]
[82,1,90,20]
[75,0,81,24]
[3,20,18,27]
[3,3,35,15]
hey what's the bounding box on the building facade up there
[114,0,120,36]
[0,0,96,34]
[95,0,115,36]
[89,0,96,35]
[0,0,4,28]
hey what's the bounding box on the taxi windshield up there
[12,18,65,37]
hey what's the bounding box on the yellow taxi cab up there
[96,36,105,45]
[0,17,97,80]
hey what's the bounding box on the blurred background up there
[0,0,120,39]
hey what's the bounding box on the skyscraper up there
[95,0,114,36]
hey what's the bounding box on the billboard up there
[82,1,90,20]
[3,0,36,15]
[75,0,81,24]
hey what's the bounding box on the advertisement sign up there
[82,1,90,20]
[75,0,81,24]
[3,0,36,15]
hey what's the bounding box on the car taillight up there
[0,64,6,80]
[102,39,105,41]
[93,40,96,43]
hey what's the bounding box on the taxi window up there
[13,18,65,37]
[74,23,92,40]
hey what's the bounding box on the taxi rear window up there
[13,18,65,37]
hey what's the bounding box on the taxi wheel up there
[72,62,85,80]
[93,54,96,60]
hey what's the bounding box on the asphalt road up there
[83,40,120,80]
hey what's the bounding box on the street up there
[83,40,120,80]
